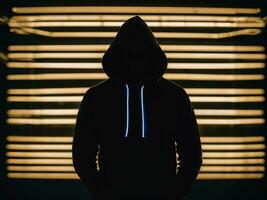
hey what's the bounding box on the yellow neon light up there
[200,166,265,172]
[7,166,75,172]
[7,87,87,95]
[6,109,263,117]
[6,136,264,143]
[6,144,72,150]
[7,109,264,117]
[9,15,262,22]
[202,144,265,150]
[184,88,264,95]
[7,87,264,95]
[9,21,265,28]
[11,28,262,39]
[7,118,76,124]
[8,45,265,52]
[12,6,261,14]
[7,73,265,81]
[197,173,264,179]
[203,159,264,165]
[6,152,72,158]
[7,151,265,158]
[168,63,265,69]
[201,136,265,143]
[202,152,265,158]
[7,173,79,179]
[198,119,265,125]
[8,52,266,60]
[190,96,265,102]
[7,159,73,164]
[7,62,102,69]
[7,96,82,102]
[7,166,265,172]
[6,117,265,125]
[7,143,265,151]
[195,109,264,116]
[7,136,73,143]
[6,158,265,165]
[7,173,264,179]
[8,109,78,116]
[7,62,265,70]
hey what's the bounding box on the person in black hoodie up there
[72,15,202,200]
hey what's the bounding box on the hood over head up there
[102,15,168,85]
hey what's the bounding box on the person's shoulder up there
[84,79,111,96]
[160,77,188,97]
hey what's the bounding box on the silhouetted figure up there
[72,15,202,200]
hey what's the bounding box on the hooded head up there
[102,15,168,85]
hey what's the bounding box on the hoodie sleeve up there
[174,89,203,198]
[72,89,101,200]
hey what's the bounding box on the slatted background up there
[2,4,267,200]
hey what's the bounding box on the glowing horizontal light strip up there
[201,136,265,143]
[8,45,265,52]
[6,166,265,172]
[189,96,265,102]
[8,52,266,60]
[197,173,264,179]
[202,152,265,158]
[6,136,264,143]
[7,118,76,124]
[7,166,75,172]
[6,118,265,125]
[9,21,265,28]
[7,96,81,102]
[201,144,265,150]
[11,28,262,39]
[9,15,263,23]
[197,119,265,125]
[8,109,78,116]
[6,151,265,158]
[165,74,265,81]
[7,172,78,179]
[7,62,266,70]
[7,109,264,117]
[7,87,87,95]
[202,159,265,165]
[7,136,73,143]
[7,152,72,158]
[167,53,266,59]
[7,144,265,151]
[6,158,264,165]
[7,63,266,71]
[7,173,264,179]
[7,159,73,164]
[200,166,265,172]
[7,62,102,69]
[168,63,265,69]
[12,6,261,14]
[185,88,264,95]
[6,73,265,81]
[7,87,264,95]
[195,109,264,116]
[6,144,72,150]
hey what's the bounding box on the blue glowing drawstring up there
[124,84,129,138]
[140,85,146,138]
[124,84,146,139]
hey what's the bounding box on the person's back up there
[72,15,203,200]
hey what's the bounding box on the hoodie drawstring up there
[124,83,146,139]
[124,84,130,138]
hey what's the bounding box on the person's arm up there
[72,89,100,200]
[174,89,203,199]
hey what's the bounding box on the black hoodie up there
[72,15,202,200]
